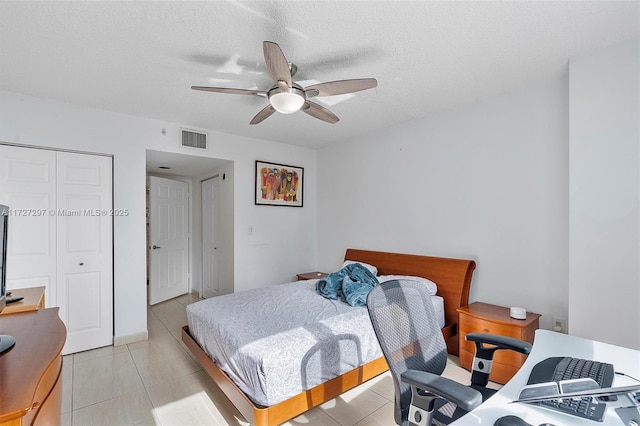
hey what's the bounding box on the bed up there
[181,248,476,425]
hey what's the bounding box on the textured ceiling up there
[1,1,638,149]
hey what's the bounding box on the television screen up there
[0,204,7,313]
[0,204,16,354]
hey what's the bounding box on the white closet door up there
[148,176,189,305]
[56,151,113,354]
[0,145,57,305]
[201,175,220,298]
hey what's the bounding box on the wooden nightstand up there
[1,286,46,315]
[457,302,541,384]
[296,271,328,281]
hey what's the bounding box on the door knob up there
[79,262,84,266]
[152,245,161,250]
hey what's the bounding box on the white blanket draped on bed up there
[186,279,445,407]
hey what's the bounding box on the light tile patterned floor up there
[61,294,474,425]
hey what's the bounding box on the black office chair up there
[366,280,532,426]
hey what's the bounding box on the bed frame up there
[181,248,476,426]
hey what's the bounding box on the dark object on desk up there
[494,415,532,426]
[525,357,615,422]
[367,280,533,426]
[5,296,24,304]
[296,271,328,281]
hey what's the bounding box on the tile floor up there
[61,294,477,425]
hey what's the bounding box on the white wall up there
[569,37,640,349]
[317,76,570,331]
[0,91,318,342]
[317,38,640,349]
[232,154,318,292]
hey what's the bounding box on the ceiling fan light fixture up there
[192,41,377,124]
[268,88,305,114]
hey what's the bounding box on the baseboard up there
[113,330,148,346]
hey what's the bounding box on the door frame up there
[146,175,192,304]
[200,173,221,299]
[144,153,233,301]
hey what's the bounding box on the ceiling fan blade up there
[191,86,267,97]
[301,101,339,124]
[249,105,276,125]
[304,78,377,98]
[263,41,292,88]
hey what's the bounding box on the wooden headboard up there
[344,248,476,355]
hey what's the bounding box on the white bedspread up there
[186,279,445,407]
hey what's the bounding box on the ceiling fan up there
[192,41,377,125]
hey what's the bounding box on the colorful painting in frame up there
[255,160,303,207]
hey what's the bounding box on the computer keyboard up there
[526,356,615,422]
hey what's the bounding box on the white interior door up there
[201,176,220,298]
[148,176,189,305]
[0,145,57,305]
[56,151,113,354]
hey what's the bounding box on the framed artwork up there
[255,160,303,207]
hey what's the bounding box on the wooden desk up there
[1,287,45,315]
[0,308,66,426]
[451,330,640,425]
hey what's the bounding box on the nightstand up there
[457,302,541,384]
[296,271,328,281]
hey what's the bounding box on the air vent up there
[181,129,207,150]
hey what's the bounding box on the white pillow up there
[378,275,438,295]
[341,260,378,276]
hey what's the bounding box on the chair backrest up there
[367,280,448,425]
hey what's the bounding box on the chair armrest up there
[465,333,532,355]
[401,369,483,412]
[466,333,533,387]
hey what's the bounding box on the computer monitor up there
[0,204,16,353]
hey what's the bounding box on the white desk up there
[453,330,640,425]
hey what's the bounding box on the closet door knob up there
[79,262,84,266]
[152,245,161,250]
